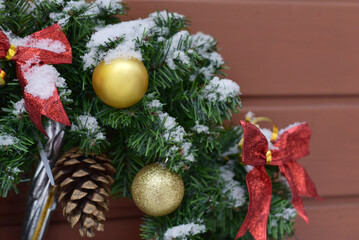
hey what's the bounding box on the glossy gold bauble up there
[131,163,185,216]
[92,58,148,108]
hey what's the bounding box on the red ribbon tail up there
[235,166,272,240]
[279,163,308,223]
[279,161,322,223]
[27,110,47,137]
[283,161,322,200]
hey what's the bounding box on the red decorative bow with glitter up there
[0,24,72,136]
[235,121,321,240]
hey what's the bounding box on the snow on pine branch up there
[13,99,26,116]
[274,208,297,220]
[145,99,194,163]
[158,112,194,162]
[191,32,224,80]
[219,160,246,208]
[48,0,123,26]
[165,31,190,70]
[164,222,206,240]
[82,14,158,69]
[0,133,19,147]
[150,11,185,22]
[146,99,163,109]
[270,207,297,227]
[164,31,224,73]
[158,112,186,143]
[0,0,4,10]
[6,166,22,181]
[71,114,106,141]
[82,11,187,70]
[201,76,241,102]
[192,121,209,134]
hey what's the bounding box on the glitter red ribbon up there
[235,121,321,240]
[0,24,72,136]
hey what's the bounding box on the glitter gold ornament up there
[92,58,148,108]
[131,163,184,216]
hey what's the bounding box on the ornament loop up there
[246,116,278,142]
[5,44,17,61]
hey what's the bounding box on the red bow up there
[235,121,321,240]
[0,24,72,136]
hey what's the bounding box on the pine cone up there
[52,147,116,237]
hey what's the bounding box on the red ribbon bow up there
[235,121,321,240]
[0,24,72,136]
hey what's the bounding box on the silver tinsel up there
[21,121,65,240]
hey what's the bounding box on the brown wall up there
[1,0,359,239]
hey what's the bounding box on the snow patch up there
[192,121,209,134]
[164,222,206,240]
[0,134,19,146]
[219,161,246,207]
[13,99,26,116]
[201,76,240,102]
[23,64,66,100]
[71,114,106,140]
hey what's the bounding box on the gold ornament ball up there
[92,58,149,108]
[131,163,185,216]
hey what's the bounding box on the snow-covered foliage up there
[0,0,5,10]
[48,0,123,27]
[71,114,106,141]
[13,99,26,116]
[164,222,206,240]
[0,133,19,147]
[201,76,241,102]
[82,13,159,69]
[270,207,297,227]
[192,121,209,134]
[219,160,246,207]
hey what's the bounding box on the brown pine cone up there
[52,147,116,237]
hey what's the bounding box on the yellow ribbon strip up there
[5,44,17,61]
[32,187,55,240]
[0,70,6,87]
[266,150,272,165]
[0,44,17,86]
[247,116,278,142]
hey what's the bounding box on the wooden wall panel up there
[123,0,359,96]
[295,197,359,239]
